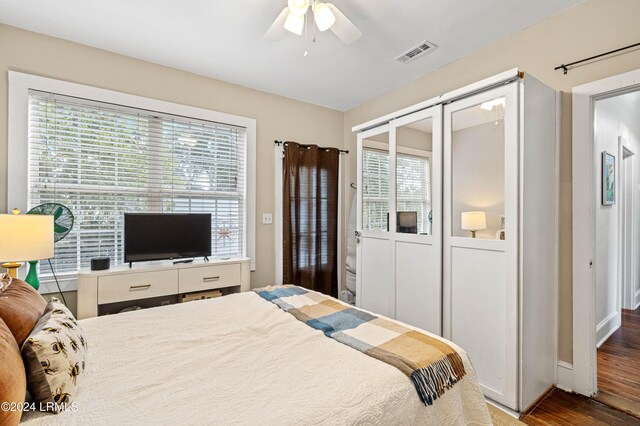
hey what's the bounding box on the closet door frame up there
[442,83,520,408]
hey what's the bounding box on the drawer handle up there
[130,284,151,290]
[202,276,220,282]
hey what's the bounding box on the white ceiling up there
[0,0,582,111]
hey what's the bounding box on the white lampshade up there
[288,0,309,17]
[284,12,305,35]
[313,2,336,31]
[0,214,54,262]
[461,211,487,231]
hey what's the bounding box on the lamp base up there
[470,230,477,238]
[25,260,40,290]
[1,262,22,279]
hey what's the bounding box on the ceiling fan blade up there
[326,3,362,45]
[264,7,289,41]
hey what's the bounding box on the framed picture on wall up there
[602,151,616,206]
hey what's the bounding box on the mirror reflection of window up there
[451,98,506,240]
[362,134,390,232]
[396,117,433,235]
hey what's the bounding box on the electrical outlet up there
[262,213,273,225]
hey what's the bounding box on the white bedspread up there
[21,292,491,425]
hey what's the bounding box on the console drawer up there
[179,264,241,293]
[98,270,178,304]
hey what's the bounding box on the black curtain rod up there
[555,42,640,75]
[274,140,349,154]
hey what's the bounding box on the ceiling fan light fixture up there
[284,12,304,35]
[313,2,336,32]
[288,0,309,17]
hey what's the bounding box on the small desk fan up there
[27,203,74,304]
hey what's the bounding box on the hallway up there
[594,306,640,418]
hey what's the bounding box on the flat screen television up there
[124,213,211,265]
[385,211,418,234]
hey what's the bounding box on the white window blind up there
[362,147,431,233]
[396,154,431,235]
[28,90,247,277]
[362,148,390,231]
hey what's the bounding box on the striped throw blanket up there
[254,285,466,406]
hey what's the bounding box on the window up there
[362,147,430,233]
[27,90,248,277]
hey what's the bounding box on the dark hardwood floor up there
[521,306,640,425]
[520,388,639,425]
[594,306,640,417]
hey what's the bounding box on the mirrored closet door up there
[356,124,393,317]
[393,108,442,334]
[356,105,442,335]
[443,83,519,407]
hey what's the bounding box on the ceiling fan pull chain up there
[304,11,309,56]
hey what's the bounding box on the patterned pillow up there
[21,298,88,412]
[0,273,11,293]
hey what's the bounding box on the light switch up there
[262,213,273,225]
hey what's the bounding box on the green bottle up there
[25,260,40,291]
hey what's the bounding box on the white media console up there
[77,257,250,319]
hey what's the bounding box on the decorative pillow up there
[0,317,27,425]
[21,298,87,412]
[0,278,47,346]
[0,272,11,293]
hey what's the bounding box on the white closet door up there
[356,125,394,317]
[443,83,519,409]
[392,106,442,335]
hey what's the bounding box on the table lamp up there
[0,212,54,290]
[461,211,486,238]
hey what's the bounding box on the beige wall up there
[0,24,345,305]
[344,0,640,363]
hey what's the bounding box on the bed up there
[20,290,491,425]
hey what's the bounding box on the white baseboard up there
[596,311,621,347]
[556,361,573,392]
[486,398,519,418]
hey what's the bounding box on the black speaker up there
[90,257,110,271]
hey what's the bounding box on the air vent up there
[395,40,437,64]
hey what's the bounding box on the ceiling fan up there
[265,0,362,45]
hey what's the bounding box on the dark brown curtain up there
[283,142,340,297]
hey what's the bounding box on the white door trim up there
[572,68,640,397]
[620,140,636,311]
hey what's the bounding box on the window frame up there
[8,71,257,294]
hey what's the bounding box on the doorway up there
[572,69,640,416]
[592,93,640,415]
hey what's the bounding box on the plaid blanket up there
[254,285,466,406]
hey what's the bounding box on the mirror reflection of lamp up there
[461,211,486,238]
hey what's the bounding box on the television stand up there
[173,259,194,265]
[77,257,250,319]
